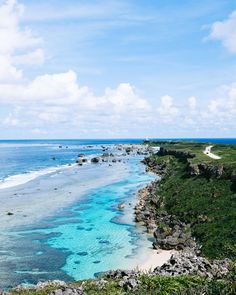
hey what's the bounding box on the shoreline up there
[131,146,232,275]
[0,143,162,289]
[0,142,234,293]
[134,248,176,272]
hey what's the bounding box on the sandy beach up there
[136,248,175,271]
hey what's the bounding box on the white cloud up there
[105,83,150,113]
[13,49,45,65]
[1,0,236,138]
[3,113,20,126]
[0,0,44,83]
[0,68,153,132]
[0,55,22,82]
[31,128,48,135]
[157,95,179,122]
[0,0,42,54]
[209,10,236,53]
[188,96,197,110]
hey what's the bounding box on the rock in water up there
[91,157,100,163]
[118,203,125,210]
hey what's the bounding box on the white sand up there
[203,145,221,160]
[134,248,175,272]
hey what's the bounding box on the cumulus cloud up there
[0,0,44,82]
[3,113,20,126]
[188,96,197,110]
[0,55,22,82]
[157,95,179,122]
[209,10,236,53]
[1,0,236,138]
[0,0,42,54]
[0,51,153,134]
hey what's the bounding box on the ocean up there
[0,138,235,289]
[0,139,156,289]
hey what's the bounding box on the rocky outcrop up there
[91,157,100,163]
[141,157,169,175]
[158,147,195,161]
[134,181,159,234]
[147,146,225,179]
[188,163,224,178]
[135,181,197,251]
[153,219,196,251]
[101,153,114,157]
[154,251,231,279]
[6,252,232,295]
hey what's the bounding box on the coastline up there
[134,248,175,272]
[130,144,232,276]
[0,143,165,289]
[0,141,235,294]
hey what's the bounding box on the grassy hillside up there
[11,268,236,295]
[148,140,236,259]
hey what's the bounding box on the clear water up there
[0,139,143,185]
[0,138,235,289]
[0,139,155,289]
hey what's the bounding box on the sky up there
[0,0,236,139]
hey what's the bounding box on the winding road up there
[203,145,221,160]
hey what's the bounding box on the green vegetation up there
[12,266,236,295]
[9,140,236,294]
[148,140,236,259]
[12,286,59,295]
[148,140,236,165]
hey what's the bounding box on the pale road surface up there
[203,145,221,160]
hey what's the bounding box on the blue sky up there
[0,0,236,138]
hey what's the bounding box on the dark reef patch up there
[77,252,88,256]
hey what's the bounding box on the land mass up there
[1,141,236,294]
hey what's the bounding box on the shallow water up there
[0,142,155,289]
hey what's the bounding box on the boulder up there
[91,157,100,163]
[154,251,231,278]
[118,203,125,210]
[76,159,83,165]
[125,147,132,154]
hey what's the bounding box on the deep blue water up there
[0,138,235,184]
[0,139,155,288]
[0,139,143,183]
[0,138,235,289]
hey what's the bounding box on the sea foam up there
[0,164,75,190]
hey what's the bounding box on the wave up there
[0,164,76,190]
[0,151,111,190]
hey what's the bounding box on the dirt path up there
[203,145,221,160]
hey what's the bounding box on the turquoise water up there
[0,141,155,289]
[16,157,153,282]
[1,138,234,289]
[0,139,143,187]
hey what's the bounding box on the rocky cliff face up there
[158,147,195,161]
[188,163,224,178]
[156,147,226,179]
[135,180,197,252]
